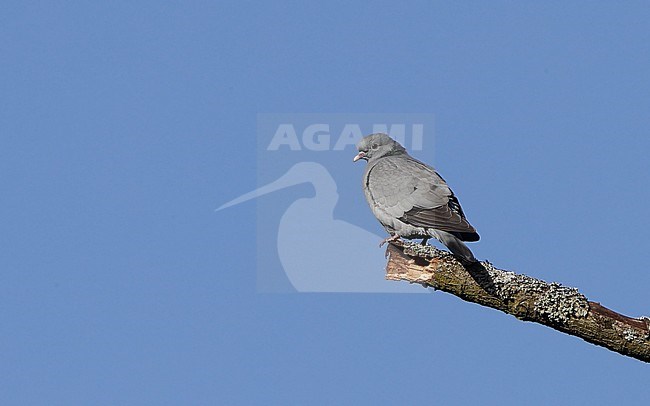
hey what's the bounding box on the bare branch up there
[385,241,650,363]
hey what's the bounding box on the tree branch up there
[385,241,650,363]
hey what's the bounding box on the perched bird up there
[353,133,479,262]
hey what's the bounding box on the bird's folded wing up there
[399,205,478,239]
[368,156,478,240]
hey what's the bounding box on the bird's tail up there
[428,230,478,263]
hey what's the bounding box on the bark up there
[385,241,650,363]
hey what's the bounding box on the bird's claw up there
[379,234,401,247]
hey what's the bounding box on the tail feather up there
[428,229,477,263]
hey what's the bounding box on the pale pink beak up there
[353,151,366,162]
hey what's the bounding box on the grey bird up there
[353,133,479,263]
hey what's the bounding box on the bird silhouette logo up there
[217,161,425,293]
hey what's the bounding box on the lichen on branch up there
[385,241,650,363]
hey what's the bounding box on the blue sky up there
[2,1,650,404]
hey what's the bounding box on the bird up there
[353,133,480,263]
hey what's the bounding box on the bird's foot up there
[420,238,429,246]
[379,234,402,247]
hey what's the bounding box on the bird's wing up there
[367,156,478,239]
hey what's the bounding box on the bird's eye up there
[371,143,378,150]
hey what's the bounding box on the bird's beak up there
[353,151,366,162]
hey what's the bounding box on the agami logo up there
[267,123,424,151]
[220,113,436,293]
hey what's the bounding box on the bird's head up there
[353,133,406,163]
